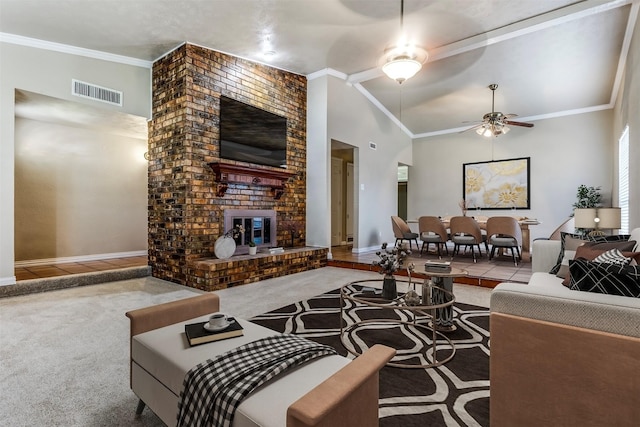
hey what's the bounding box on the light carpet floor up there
[0,267,492,427]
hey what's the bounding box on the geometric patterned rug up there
[250,287,490,427]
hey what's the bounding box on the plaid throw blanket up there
[176,334,338,427]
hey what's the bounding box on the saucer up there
[204,318,235,332]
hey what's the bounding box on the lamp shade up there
[596,207,621,229]
[574,208,597,228]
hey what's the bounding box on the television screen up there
[219,96,287,168]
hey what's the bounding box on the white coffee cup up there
[208,313,229,328]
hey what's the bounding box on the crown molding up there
[0,32,152,68]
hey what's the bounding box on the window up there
[618,126,629,234]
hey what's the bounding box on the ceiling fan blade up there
[504,120,534,128]
[503,113,518,119]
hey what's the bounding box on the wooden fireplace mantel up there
[208,162,295,199]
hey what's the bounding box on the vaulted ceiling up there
[2,0,638,138]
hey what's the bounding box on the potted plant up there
[572,185,602,210]
[372,242,411,300]
[572,185,602,234]
[248,240,257,255]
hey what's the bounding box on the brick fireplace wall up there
[148,43,308,287]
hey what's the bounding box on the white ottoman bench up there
[126,293,394,427]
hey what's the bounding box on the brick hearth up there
[188,247,328,291]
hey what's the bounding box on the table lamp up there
[573,207,621,236]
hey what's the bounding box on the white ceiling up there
[2,0,638,138]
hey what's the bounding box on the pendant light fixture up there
[381,0,428,84]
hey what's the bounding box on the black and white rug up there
[250,288,490,427]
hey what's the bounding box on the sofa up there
[125,293,395,427]
[489,229,640,427]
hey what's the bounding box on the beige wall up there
[0,42,151,283]
[14,117,148,261]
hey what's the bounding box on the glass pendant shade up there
[382,56,422,84]
[476,123,510,137]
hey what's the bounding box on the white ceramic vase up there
[214,236,236,259]
[248,246,257,255]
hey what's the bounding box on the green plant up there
[248,240,256,247]
[572,185,602,210]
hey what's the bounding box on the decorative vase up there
[214,236,236,259]
[404,289,420,306]
[248,246,257,255]
[382,274,397,300]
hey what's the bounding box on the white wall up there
[0,41,151,284]
[306,74,413,252]
[306,76,330,248]
[326,78,412,250]
[14,117,148,261]
[409,110,614,241]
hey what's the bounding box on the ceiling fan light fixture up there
[476,122,510,137]
[381,0,427,84]
[382,55,422,84]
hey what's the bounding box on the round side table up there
[424,267,468,332]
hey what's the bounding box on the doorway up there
[397,165,408,220]
[330,140,356,248]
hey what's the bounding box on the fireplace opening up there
[224,209,277,253]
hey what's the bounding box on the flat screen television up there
[219,96,287,168]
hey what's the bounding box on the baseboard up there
[352,245,381,254]
[0,276,17,286]
[14,250,147,268]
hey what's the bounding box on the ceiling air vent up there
[72,79,123,106]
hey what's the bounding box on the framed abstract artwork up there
[463,157,530,210]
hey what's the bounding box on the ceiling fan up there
[466,84,534,137]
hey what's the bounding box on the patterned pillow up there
[551,236,637,276]
[549,232,586,275]
[586,234,631,243]
[593,248,633,266]
[569,259,640,297]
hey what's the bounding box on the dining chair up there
[449,216,488,262]
[391,216,419,251]
[418,216,449,258]
[486,216,523,266]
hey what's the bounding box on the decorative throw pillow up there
[569,259,640,297]
[549,232,587,275]
[558,242,638,286]
[586,234,631,243]
[583,240,637,252]
[593,248,633,266]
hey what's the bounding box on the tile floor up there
[329,243,532,286]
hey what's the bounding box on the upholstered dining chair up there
[418,216,449,258]
[449,216,488,262]
[391,216,419,250]
[486,216,523,266]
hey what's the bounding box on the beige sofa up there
[489,234,640,427]
[125,293,395,427]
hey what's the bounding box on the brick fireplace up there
[148,43,327,290]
